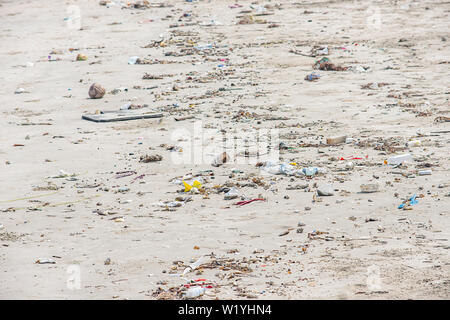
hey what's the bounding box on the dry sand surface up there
[0,0,449,300]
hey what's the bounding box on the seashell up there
[89,83,106,99]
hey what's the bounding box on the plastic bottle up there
[261,162,293,175]
[301,167,326,176]
[182,255,206,276]
[418,169,432,175]
[387,154,412,165]
[184,287,206,299]
[302,167,317,176]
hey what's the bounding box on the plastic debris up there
[182,255,207,276]
[14,88,26,94]
[398,194,419,209]
[317,185,334,196]
[302,167,326,177]
[184,287,206,299]
[35,258,56,264]
[183,180,202,192]
[305,73,321,81]
[224,187,239,200]
[235,198,265,206]
[386,154,413,166]
[418,169,432,176]
[128,56,139,64]
[406,140,421,147]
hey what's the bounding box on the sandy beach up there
[0,0,449,299]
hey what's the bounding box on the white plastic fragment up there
[418,169,432,176]
[35,258,56,264]
[184,287,206,299]
[387,154,413,166]
[182,255,207,276]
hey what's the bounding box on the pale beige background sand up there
[0,0,449,299]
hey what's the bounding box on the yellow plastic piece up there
[183,180,202,192]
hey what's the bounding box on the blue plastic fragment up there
[398,194,418,209]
